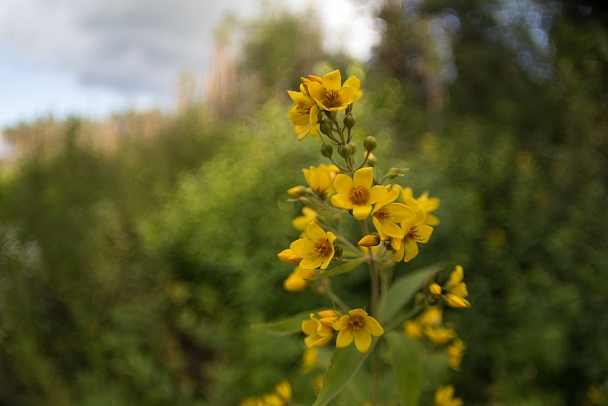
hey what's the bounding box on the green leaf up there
[312,340,376,406]
[379,263,444,324]
[308,257,367,281]
[385,332,423,406]
[250,310,314,336]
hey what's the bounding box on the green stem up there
[360,219,381,405]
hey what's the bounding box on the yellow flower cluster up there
[403,265,471,370]
[288,70,362,141]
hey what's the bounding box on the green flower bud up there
[338,143,354,158]
[343,114,355,129]
[321,143,333,158]
[348,141,357,154]
[387,167,409,179]
[364,136,377,152]
[333,243,343,259]
[320,121,332,136]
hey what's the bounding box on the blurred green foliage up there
[0,1,607,405]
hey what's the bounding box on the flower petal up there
[335,328,353,348]
[322,70,342,91]
[331,194,354,210]
[364,316,385,336]
[353,329,372,353]
[333,173,353,195]
[353,167,373,189]
[403,238,419,262]
[369,185,388,204]
[290,239,315,258]
[306,222,326,242]
[352,203,372,220]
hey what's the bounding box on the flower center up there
[349,315,365,331]
[375,208,390,221]
[324,90,343,108]
[349,186,370,205]
[314,239,329,256]
[408,226,423,242]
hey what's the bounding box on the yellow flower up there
[444,265,470,308]
[358,233,381,247]
[434,385,464,406]
[290,222,337,269]
[372,186,416,240]
[240,380,291,406]
[446,338,466,371]
[403,319,424,340]
[306,70,362,111]
[333,308,384,353]
[277,248,302,266]
[331,167,387,220]
[401,187,441,226]
[302,164,340,198]
[302,311,338,348]
[424,325,457,345]
[429,282,442,296]
[301,348,318,372]
[292,207,318,231]
[287,90,320,141]
[274,380,292,404]
[283,267,316,292]
[416,306,443,327]
[390,208,434,262]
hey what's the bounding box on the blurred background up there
[0,0,607,405]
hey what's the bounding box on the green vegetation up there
[0,1,607,405]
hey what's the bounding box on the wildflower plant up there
[248,70,469,406]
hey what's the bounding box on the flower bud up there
[277,249,303,265]
[320,121,332,136]
[364,136,377,152]
[287,185,306,196]
[338,143,354,158]
[343,114,355,129]
[387,167,409,179]
[348,141,357,154]
[365,152,378,167]
[358,233,381,247]
[333,243,343,259]
[429,283,442,296]
[321,143,333,158]
[445,294,471,308]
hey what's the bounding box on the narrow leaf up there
[250,310,315,336]
[312,340,377,406]
[380,263,443,324]
[308,257,367,281]
[385,332,423,406]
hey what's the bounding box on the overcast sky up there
[0,0,380,128]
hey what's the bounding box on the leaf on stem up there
[385,332,423,406]
[312,339,377,406]
[308,257,367,281]
[250,310,319,336]
[379,263,444,324]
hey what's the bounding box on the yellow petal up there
[332,314,350,330]
[322,69,342,91]
[335,328,353,348]
[352,203,372,220]
[369,185,388,204]
[353,167,373,189]
[364,315,384,336]
[415,224,434,243]
[343,75,361,92]
[333,173,354,195]
[403,238,419,262]
[353,329,372,353]
[331,194,354,210]
[290,238,315,259]
[306,222,326,242]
